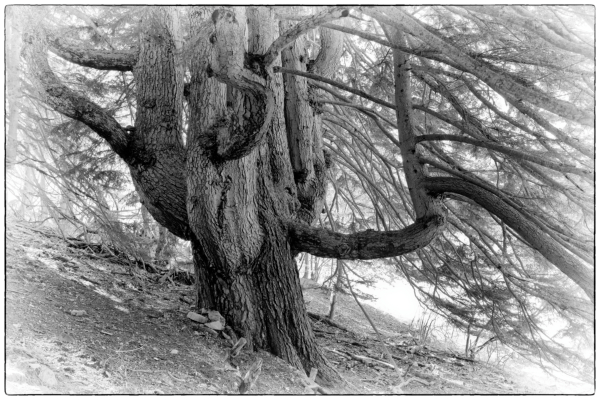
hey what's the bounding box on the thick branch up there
[416,134,591,177]
[25,30,131,158]
[200,7,274,160]
[422,177,593,300]
[287,215,444,259]
[263,7,349,66]
[49,37,136,71]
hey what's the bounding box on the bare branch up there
[287,215,444,259]
[423,177,593,300]
[274,67,396,110]
[24,30,131,158]
[49,37,136,71]
[462,6,594,60]
[416,134,592,177]
[364,7,594,126]
[263,7,349,66]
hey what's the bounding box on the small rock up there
[170,349,179,355]
[205,321,224,331]
[145,389,165,394]
[38,365,58,387]
[187,311,208,323]
[70,310,87,317]
[207,310,222,322]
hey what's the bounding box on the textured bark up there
[288,215,444,258]
[388,27,443,220]
[281,17,321,224]
[263,6,348,66]
[327,260,343,319]
[24,30,131,157]
[24,7,593,383]
[129,7,190,239]
[280,13,342,224]
[186,6,338,383]
[49,38,136,71]
[422,177,593,300]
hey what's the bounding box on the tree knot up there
[337,243,351,257]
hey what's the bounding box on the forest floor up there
[4,219,587,394]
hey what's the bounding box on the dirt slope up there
[5,220,540,394]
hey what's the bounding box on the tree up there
[19,5,593,382]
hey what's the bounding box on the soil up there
[3,219,565,394]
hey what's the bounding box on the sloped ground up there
[4,220,552,394]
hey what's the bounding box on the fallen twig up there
[168,371,186,382]
[238,358,263,394]
[79,275,101,285]
[307,312,350,331]
[342,349,396,370]
[296,368,331,394]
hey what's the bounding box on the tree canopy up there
[8,5,593,383]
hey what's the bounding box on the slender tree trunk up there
[154,226,167,262]
[302,254,310,279]
[327,260,343,319]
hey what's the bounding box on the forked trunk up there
[187,141,338,382]
[185,6,338,382]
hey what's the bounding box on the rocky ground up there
[4,220,584,394]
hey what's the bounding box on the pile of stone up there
[187,309,226,334]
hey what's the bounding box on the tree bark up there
[185,6,339,383]
[327,260,343,319]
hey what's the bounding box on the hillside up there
[4,220,563,394]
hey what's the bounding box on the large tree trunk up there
[185,6,338,383]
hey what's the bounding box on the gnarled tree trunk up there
[28,5,590,386]
[185,6,338,382]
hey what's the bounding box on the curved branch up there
[416,134,592,177]
[24,30,131,159]
[422,177,593,300]
[263,6,349,66]
[309,23,344,78]
[204,7,274,160]
[49,37,136,71]
[287,215,444,259]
